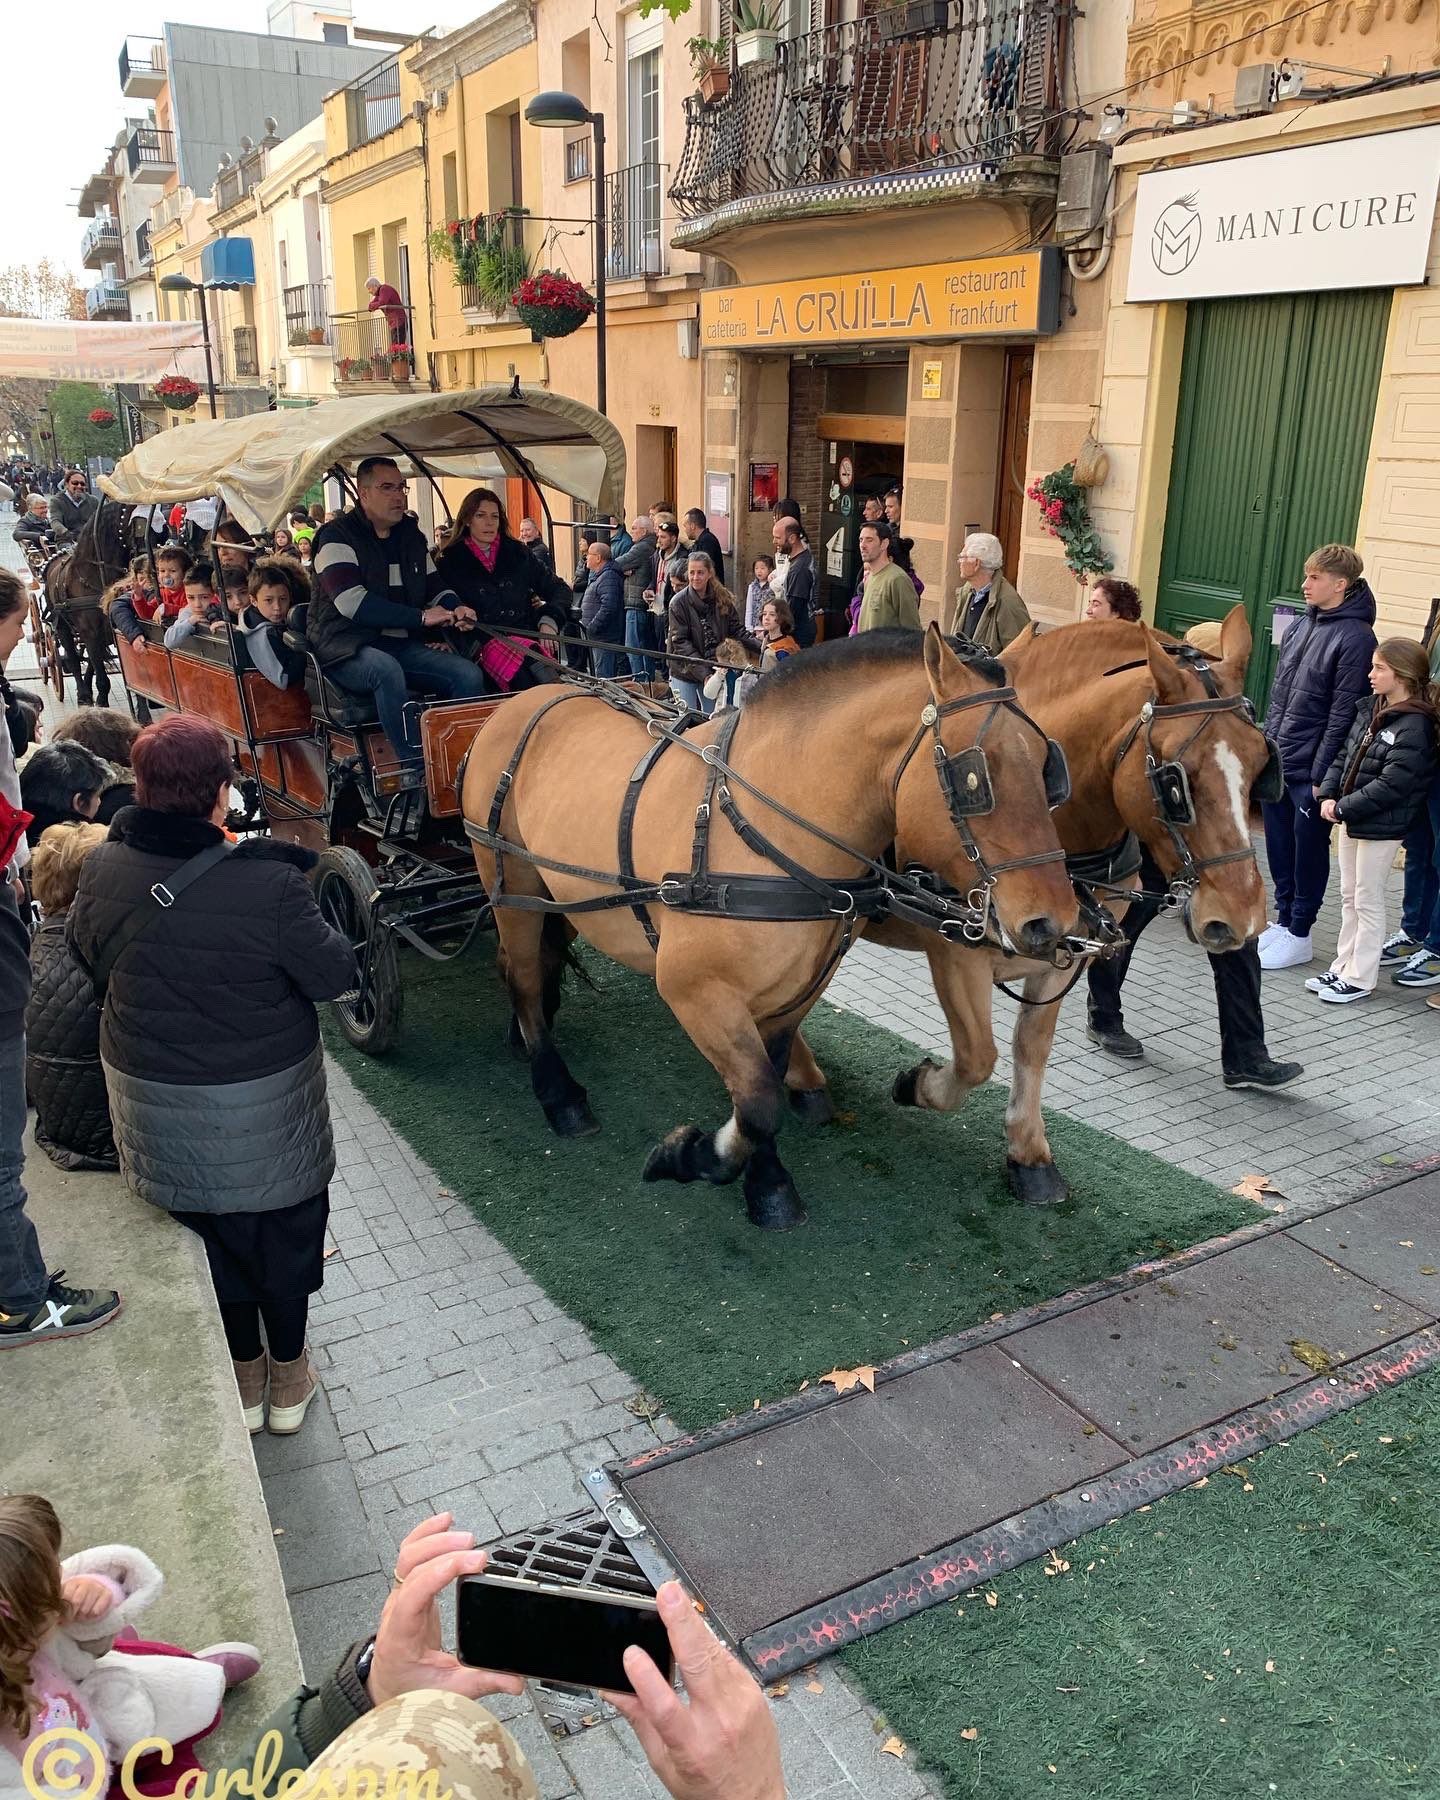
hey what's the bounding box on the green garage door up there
[1154,289,1390,709]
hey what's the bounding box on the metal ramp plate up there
[583,1168,1440,1676]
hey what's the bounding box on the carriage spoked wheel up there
[315,846,403,1056]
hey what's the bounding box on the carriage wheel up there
[45,622,66,701]
[315,846,403,1056]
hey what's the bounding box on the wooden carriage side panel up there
[421,697,511,816]
[276,738,328,813]
[115,632,179,707]
[170,652,314,744]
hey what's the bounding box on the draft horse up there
[40,500,127,707]
[461,626,1081,1229]
[858,608,1274,1204]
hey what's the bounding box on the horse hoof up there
[546,1099,600,1139]
[1006,1157,1069,1208]
[892,1060,938,1108]
[788,1086,835,1126]
[745,1175,807,1231]
[642,1124,706,1184]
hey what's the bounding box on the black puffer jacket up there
[1318,696,1438,840]
[435,534,570,633]
[26,915,116,1171]
[67,809,358,1214]
[1263,580,1378,786]
[666,586,754,685]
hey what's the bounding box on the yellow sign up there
[699,250,1060,351]
[921,359,943,399]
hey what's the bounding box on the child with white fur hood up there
[0,1494,259,1800]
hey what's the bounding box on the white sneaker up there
[1258,922,1286,950]
[1259,929,1313,970]
[1318,980,1370,1004]
[1304,972,1340,994]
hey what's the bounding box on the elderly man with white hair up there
[364,273,408,348]
[613,515,660,679]
[952,531,1030,654]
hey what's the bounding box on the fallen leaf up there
[805,1679,824,1694]
[273,1527,285,1536]
[881,1737,906,1759]
[1399,1241,1414,1248]
[1082,1424,1098,1436]
[1289,1339,1335,1375]
[1379,1436,1394,1444]
[989,1312,1005,1322]
[768,1682,789,1698]
[1048,1765,1058,1775]
[1421,1266,1436,1277]
[1243,1482,1254,1492]
[323,1245,338,1259]
[1232,1173,1283,1204]
[821,1365,876,1395]
[798,1380,809,1392]
[1265,1660,1275,1674]
[1044,1550,1070,1576]
[960,1727,979,1742]
[985,1592,999,1608]
[753,1399,761,1410]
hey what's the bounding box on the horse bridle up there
[888,686,1072,946]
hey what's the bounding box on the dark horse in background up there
[40,500,127,707]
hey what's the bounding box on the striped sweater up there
[306,506,457,666]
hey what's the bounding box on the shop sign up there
[1127,125,1440,303]
[921,359,943,399]
[700,249,1061,351]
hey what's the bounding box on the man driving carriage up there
[13,495,54,552]
[308,456,486,778]
[48,471,98,546]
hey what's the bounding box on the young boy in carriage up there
[162,561,224,648]
[235,556,308,691]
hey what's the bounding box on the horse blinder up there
[1254,736,1284,806]
[1043,739,1071,811]
[1148,759,1195,827]
[938,745,995,819]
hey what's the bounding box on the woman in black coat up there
[435,488,570,691]
[26,822,116,1171]
[68,714,358,1435]
[1311,638,1438,1004]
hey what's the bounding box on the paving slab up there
[1287,1176,1440,1311]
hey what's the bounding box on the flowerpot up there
[159,393,198,411]
[390,364,410,384]
[515,300,591,340]
[736,28,777,65]
[308,327,326,345]
[697,67,730,103]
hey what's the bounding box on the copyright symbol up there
[23,1727,106,1800]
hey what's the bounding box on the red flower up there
[154,374,200,399]
[511,269,595,314]
[87,408,116,426]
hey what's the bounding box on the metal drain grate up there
[482,1507,653,1599]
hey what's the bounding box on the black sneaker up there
[1223,1059,1304,1091]
[0,1272,122,1350]
[1086,1020,1144,1060]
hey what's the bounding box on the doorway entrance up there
[1154,290,1390,707]
[816,434,903,631]
[634,424,678,516]
[994,348,1033,581]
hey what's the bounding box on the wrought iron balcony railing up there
[607,163,668,280]
[126,126,176,179]
[447,210,535,317]
[284,281,330,346]
[343,56,402,149]
[81,214,122,269]
[669,0,1065,223]
[85,280,130,320]
[564,134,592,184]
[332,304,419,384]
[119,36,165,98]
[231,325,260,379]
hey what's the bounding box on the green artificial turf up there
[327,945,1254,1427]
[842,1366,1440,1799]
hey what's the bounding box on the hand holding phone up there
[458,1571,674,1694]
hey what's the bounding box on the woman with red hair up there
[68,715,358,1435]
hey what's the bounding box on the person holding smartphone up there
[243,1514,784,1800]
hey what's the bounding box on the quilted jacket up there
[1263,580,1378,787]
[67,809,358,1214]
[1318,696,1438,841]
[26,915,116,1171]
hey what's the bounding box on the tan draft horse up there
[834,608,1271,1207]
[461,627,1081,1230]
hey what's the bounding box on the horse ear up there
[1217,602,1252,676]
[923,621,978,701]
[1143,626,1190,705]
[1004,622,1038,656]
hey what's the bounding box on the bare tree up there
[0,259,87,322]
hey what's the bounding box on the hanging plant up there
[87,407,117,427]
[512,269,595,339]
[430,213,531,311]
[154,374,201,412]
[1026,463,1114,582]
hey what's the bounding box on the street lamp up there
[524,90,607,417]
[159,273,241,419]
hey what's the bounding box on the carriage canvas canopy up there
[99,387,627,534]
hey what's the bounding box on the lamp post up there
[159,274,241,419]
[523,91,607,418]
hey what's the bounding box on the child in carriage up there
[101,556,159,650]
[236,556,308,691]
[139,545,191,621]
[162,561,224,648]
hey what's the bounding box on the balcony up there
[127,126,176,184]
[215,158,261,214]
[284,282,330,347]
[149,188,188,237]
[135,221,152,267]
[231,325,260,380]
[607,163,668,280]
[343,56,402,150]
[564,134,592,185]
[332,304,421,389]
[119,36,166,99]
[669,0,1065,243]
[85,280,130,320]
[81,214,122,271]
[444,210,535,324]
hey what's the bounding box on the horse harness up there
[462,680,1074,971]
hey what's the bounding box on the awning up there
[99,386,627,534]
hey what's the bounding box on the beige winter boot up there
[233,1355,268,1434]
[266,1350,318,1435]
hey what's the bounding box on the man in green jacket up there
[855,522,921,633]
[952,532,1031,653]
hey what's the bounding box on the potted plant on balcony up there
[153,374,200,412]
[337,355,356,384]
[511,270,595,340]
[307,325,326,344]
[288,327,309,348]
[734,0,781,66]
[687,36,730,103]
[389,343,414,383]
[876,0,948,41]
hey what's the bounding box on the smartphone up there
[457,1572,674,1694]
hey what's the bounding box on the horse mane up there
[747,628,1005,710]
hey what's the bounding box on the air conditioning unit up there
[677,317,699,360]
[1055,144,1111,245]
[411,97,428,123]
[1233,62,1277,113]
[430,88,449,112]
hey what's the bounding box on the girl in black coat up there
[434,488,569,691]
[1311,638,1438,1003]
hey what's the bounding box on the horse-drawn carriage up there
[100,386,629,1056]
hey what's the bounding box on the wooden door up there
[994,348,1033,580]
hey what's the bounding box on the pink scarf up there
[466,534,500,573]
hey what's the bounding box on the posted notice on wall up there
[1126,124,1440,303]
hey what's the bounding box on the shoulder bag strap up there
[90,840,233,998]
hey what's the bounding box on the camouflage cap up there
[285,1691,539,1800]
